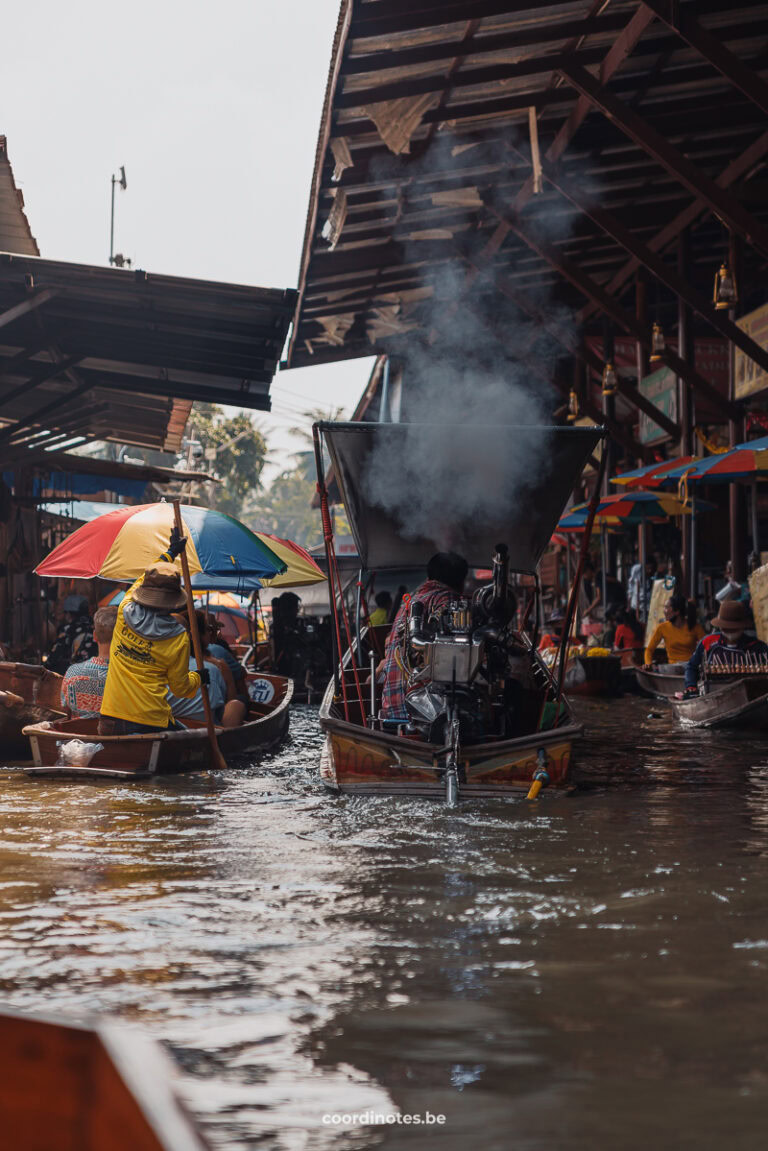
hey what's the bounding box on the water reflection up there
[2,700,768,1147]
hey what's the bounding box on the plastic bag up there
[55,739,104,767]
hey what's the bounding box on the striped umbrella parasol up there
[36,502,286,582]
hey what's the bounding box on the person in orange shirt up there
[644,593,704,667]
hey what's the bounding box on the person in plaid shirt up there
[380,552,469,721]
[60,606,118,718]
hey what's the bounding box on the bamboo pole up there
[172,500,227,771]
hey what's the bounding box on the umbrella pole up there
[172,500,226,772]
[600,523,607,628]
[640,526,647,623]
[752,479,760,559]
[691,493,697,601]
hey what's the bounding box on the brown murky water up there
[2,698,768,1149]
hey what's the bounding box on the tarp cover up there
[319,422,604,572]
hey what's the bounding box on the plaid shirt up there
[380,580,457,720]
[61,655,109,718]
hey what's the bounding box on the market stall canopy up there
[318,422,603,572]
[0,252,297,456]
[664,434,768,483]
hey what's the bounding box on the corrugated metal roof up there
[286,0,768,454]
[0,138,39,256]
[0,253,297,457]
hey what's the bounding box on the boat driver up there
[683,599,768,696]
[98,530,207,735]
[379,551,468,723]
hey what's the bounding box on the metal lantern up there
[567,389,579,423]
[601,361,618,396]
[713,261,737,310]
[650,322,665,363]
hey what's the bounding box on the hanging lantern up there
[567,389,579,423]
[713,261,737,310]
[601,361,618,396]
[650,322,665,363]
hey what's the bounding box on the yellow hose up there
[526,778,544,800]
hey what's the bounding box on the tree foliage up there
[247,451,323,549]
[188,403,268,518]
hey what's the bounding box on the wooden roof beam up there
[642,0,768,118]
[523,151,750,415]
[348,0,573,39]
[560,61,768,258]
[582,128,768,323]
[0,288,58,333]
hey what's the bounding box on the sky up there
[1,0,374,480]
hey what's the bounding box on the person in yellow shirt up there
[99,530,204,735]
[644,592,705,667]
[368,590,392,628]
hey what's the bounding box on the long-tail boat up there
[0,1007,210,1150]
[0,661,66,758]
[635,662,686,698]
[313,421,604,803]
[671,660,768,729]
[21,672,291,778]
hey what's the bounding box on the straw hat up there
[711,599,750,630]
[133,562,187,611]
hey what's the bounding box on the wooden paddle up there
[172,499,227,771]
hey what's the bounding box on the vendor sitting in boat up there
[379,551,468,722]
[684,600,768,695]
[45,594,98,674]
[168,611,247,728]
[644,593,704,668]
[60,606,118,718]
[99,531,205,735]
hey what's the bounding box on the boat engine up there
[403,544,529,743]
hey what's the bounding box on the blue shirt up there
[685,632,768,689]
[167,658,226,720]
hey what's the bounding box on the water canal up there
[2,698,768,1149]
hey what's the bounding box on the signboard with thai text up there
[638,366,678,444]
[735,302,768,400]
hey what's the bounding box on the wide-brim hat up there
[712,598,750,630]
[133,562,187,611]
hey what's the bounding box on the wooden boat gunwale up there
[634,662,687,699]
[318,634,583,797]
[21,673,293,778]
[670,675,768,729]
[0,1006,211,1150]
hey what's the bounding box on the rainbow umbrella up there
[256,533,325,588]
[663,434,768,484]
[36,502,286,582]
[611,456,696,490]
[593,490,714,523]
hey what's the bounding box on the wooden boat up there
[564,654,623,697]
[671,674,768,729]
[313,420,604,802]
[0,1007,210,1150]
[634,662,686,698]
[0,661,66,758]
[21,672,292,778]
[319,644,582,798]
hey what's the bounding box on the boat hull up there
[21,674,292,778]
[671,677,768,729]
[635,664,686,699]
[565,655,623,697]
[319,683,581,798]
[0,1008,210,1150]
[0,662,66,758]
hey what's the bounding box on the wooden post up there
[172,500,226,771]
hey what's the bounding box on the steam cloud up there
[357,130,588,559]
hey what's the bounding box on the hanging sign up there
[638,366,678,444]
[735,303,768,400]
